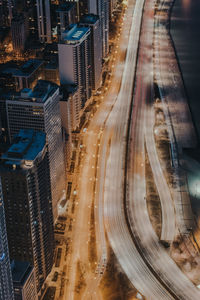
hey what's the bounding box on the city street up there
[154,0,196,233]
[58,1,137,299]
[2,0,200,300]
[126,0,200,299]
[45,1,200,299]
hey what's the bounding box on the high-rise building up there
[11,261,38,300]
[0,180,14,300]
[56,2,77,36]
[58,24,92,107]
[60,84,80,132]
[0,129,54,291]
[5,80,66,219]
[60,84,80,169]
[0,92,10,145]
[103,0,109,56]
[36,0,52,43]
[7,0,14,24]
[80,14,102,90]
[80,0,109,57]
[44,62,59,85]
[11,14,27,54]
[78,0,88,17]
[12,59,44,91]
[0,114,2,138]
[0,0,9,26]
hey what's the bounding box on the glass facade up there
[0,130,54,292]
[0,179,14,300]
[6,82,66,219]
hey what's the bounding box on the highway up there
[103,0,176,298]
[81,2,138,299]
[59,0,200,299]
[103,0,200,299]
[145,97,176,242]
[154,0,195,234]
[125,0,200,299]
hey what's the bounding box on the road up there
[145,97,176,242]
[154,0,195,234]
[62,2,136,299]
[126,0,200,299]
[53,0,200,299]
[103,0,177,298]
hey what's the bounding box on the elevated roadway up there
[154,0,195,233]
[125,0,200,299]
[103,0,200,299]
[103,0,176,298]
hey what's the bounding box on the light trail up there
[145,85,176,242]
[63,2,136,299]
[125,0,200,299]
[154,0,195,234]
[103,0,200,299]
[103,0,175,298]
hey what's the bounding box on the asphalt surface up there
[102,0,200,298]
[126,0,200,299]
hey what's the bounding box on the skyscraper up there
[0,129,54,291]
[58,24,92,107]
[56,2,77,36]
[80,14,102,90]
[11,261,38,300]
[5,80,66,219]
[86,0,109,57]
[7,0,14,24]
[71,0,109,57]
[0,0,9,26]
[60,84,80,132]
[11,14,27,54]
[36,0,52,43]
[0,114,2,138]
[0,180,14,300]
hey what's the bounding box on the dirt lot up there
[100,247,138,300]
[145,145,162,238]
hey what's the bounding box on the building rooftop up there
[1,59,43,78]
[30,80,58,101]
[44,62,58,70]
[57,2,76,12]
[11,261,33,286]
[2,129,46,166]
[80,14,99,25]
[14,59,43,78]
[60,84,78,100]
[61,24,90,44]
[6,80,59,103]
